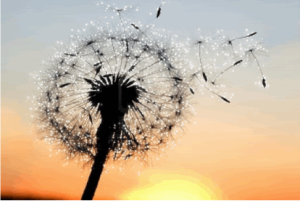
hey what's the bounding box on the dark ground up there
[1,194,62,200]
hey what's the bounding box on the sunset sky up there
[2,0,300,200]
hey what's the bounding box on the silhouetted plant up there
[32,2,269,200]
[32,4,193,200]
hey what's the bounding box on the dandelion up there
[32,7,193,200]
[31,3,270,200]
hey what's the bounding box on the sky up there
[1,0,300,199]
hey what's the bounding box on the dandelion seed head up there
[32,13,193,167]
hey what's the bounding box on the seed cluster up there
[33,10,193,165]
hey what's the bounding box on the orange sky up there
[2,41,300,199]
[2,0,300,199]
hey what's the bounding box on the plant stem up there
[81,121,111,200]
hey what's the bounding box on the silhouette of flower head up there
[33,18,193,165]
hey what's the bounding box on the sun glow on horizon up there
[123,180,218,201]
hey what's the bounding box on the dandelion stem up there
[198,44,207,82]
[251,51,264,77]
[212,60,242,84]
[195,74,230,103]
[81,120,112,200]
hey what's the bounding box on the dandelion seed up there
[262,77,267,88]
[59,83,71,88]
[64,53,76,57]
[202,72,207,82]
[220,96,230,103]
[247,32,257,37]
[156,4,162,18]
[131,23,139,30]
[211,60,243,85]
[245,45,267,87]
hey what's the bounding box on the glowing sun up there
[123,180,217,201]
